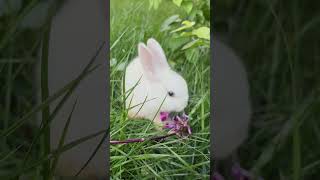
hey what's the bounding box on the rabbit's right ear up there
[147,38,169,70]
[138,43,159,81]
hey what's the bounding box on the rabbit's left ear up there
[147,38,170,70]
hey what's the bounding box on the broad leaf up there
[167,36,190,51]
[160,15,181,32]
[192,27,210,40]
[172,0,183,7]
[181,39,201,50]
[170,20,195,33]
[181,1,193,14]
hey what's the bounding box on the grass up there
[110,0,210,179]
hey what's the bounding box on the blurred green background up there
[214,0,320,179]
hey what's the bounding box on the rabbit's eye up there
[168,91,175,97]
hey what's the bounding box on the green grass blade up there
[40,9,52,179]
[73,128,108,178]
[3,128,109,179]
[49,99,78,179]
[21,42,104,166]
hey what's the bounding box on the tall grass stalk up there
[40,14,51,180]
[3,45,13,148]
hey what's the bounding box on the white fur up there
[124,39,189,127]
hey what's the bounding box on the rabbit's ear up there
[147,38,169,70]
[138,43,159,81]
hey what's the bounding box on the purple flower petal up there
[176,116,183,123]
[164,124,175,129]
[160,112,169,121]
[182,112,189,120]
[161,112,192,138]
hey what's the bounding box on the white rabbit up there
[212,37,251,160]
[124,38,189,128]
[124,37,251,161]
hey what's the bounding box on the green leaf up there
[192,27,210,40]
[160,15,181,32]
[167,36,190,51]
[180,31,193,37]
[181,1,193,14]
[153,0,161,9]
[149,0,154,10]
[181,39,201,50]
[170,20,195,33]
[172,0,183,7]
[182,20,195,27]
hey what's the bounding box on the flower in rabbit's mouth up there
[160,111,191,138]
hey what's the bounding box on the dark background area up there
[214,0,320,179]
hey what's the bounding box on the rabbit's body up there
[212,37,251,160]
[125,57,164,121]
[125,39,189,128]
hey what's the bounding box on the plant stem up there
[110,133,176,145]
[3,42,13,148]
[40,16,51,180]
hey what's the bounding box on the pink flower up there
[160,111,192,138]
[160,112,170,121]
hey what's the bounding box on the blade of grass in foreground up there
[0,0,67,51]
[251,92,315,174]
[49,99,78,179]
[40,8,52,179]
[21,41,105,166]
[74,126,108,178]
[20,65,99,167]
[3,128,109,179]
[0,72,77,138]
[0,0,39,51]
[3,45,13,148]
[0,144,25,163]
[0,62,101,139]
[292,1,301,179]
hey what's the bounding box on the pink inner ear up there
[138,43,159,81]
[138,43,153,72]
[147,38,169,69]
